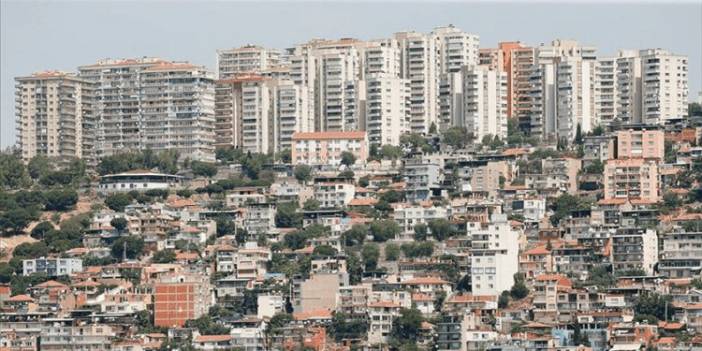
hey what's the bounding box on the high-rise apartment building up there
[595,57,617,127]
[521,40,597,141]
[433,25,480,75]
[216,45,282,78]
[439,66,508,143]
[365,74,411,145]
[15,71,91,163]
[78,58,216,162]
[395,31,440,134]
[215,75,311,154]
[640,49,688,124]
[480,41,532,118]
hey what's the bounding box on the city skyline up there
[2,1,701,147]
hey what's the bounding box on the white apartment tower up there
[522,40,597,141]
[318,49,363,131]
[616,50,643,124]
[363,40,402,78]
[556,57,595,142]
[215,75,311,154]
[468,213,520,296]
[15,72,90,163]
[433,25,480,74]
[640,49,688,124]
[395,31,440,134]
[462,66,509,142]
[217,45,282,78]
[594,57,617,127]
[275,80,311,151]
[78,58,216,162]
[365,73,411,146]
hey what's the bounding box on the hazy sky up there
[1,0,701,147]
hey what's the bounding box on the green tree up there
[0,262,13,283]
[0,208,34,236]
[110,217,129,234]
[275,202,302,228]
[574,123,583,145]
[27,155,51,180]
[390,308,423,344]
[44,189,78,211]
[498,290,510,308]
[401,242,434,258]
[312,245,338,258]
[510,273,529,299]
[361,243,380,270]
[111,236,145,261]
[191,161,218,177]
[369,220,400,242]
[30,221,55,240]
[340,151,357,167]
[338,170,355,179]
[0,154,31,190]
[104,193,133,212]
[583,160,604,174]
[380,145,403,160]
[634,292,673,322]
[343,224,367,247]
[385,243,401,261]
[413,223,428,241]
[293,165,313,183]
[152,249,176,263]
[443,127,469,149]
[428,219,456,241]
[303,198,321,211]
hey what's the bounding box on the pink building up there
[291,131,368,166]
[617,129,665,160]
[604,158,660,203]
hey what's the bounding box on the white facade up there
[314,183,355,208]
[23,257,83,276]
[257,294,285,319]
[468,214,520,296]
[462,66,508,142]
[78,58,216,162]
[395,31,440,134]
[15,72,89,163]
[394,205,449,239]
[365,74,410,145]
[640,49,688,124]
[217,45,281,78]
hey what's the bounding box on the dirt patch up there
[0,235,38,262]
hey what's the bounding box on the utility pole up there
[123,241,127,262]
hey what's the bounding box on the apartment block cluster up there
[15,25,688,165]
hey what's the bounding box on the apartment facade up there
[216,45,281,78]
[78,58,216,162]
[153,272,213,327]
[365,73,411,145]
[603,158,660,202]
[468,214,520,296]
[291,131,368,166]
[22,258,83,277]
[616,129,665,160]
[611,227,658,275]
[15,72,91,164]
